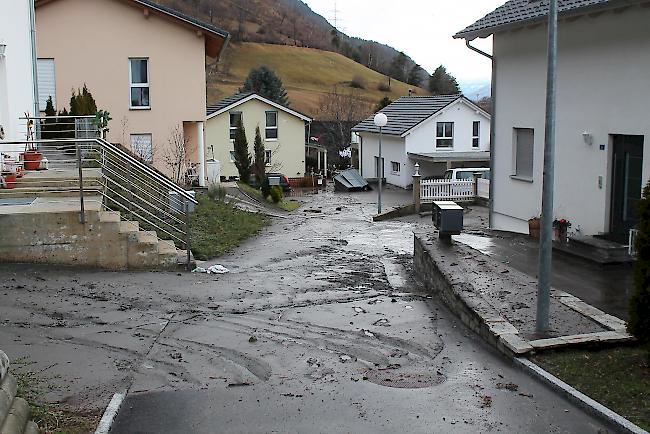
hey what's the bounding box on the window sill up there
[391,171,400,176]
[265,138,278,142]
[510,175,533,183]
[130,106,151,111]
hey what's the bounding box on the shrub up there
[378,82,391,92]
[269,186,283,203]
[350,75,367,89]
[261,177,271,199]
[629,180,650,358]
[207,185,227,202]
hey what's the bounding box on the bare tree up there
[318,85,372,151]
[162,124,189,185]
[120,116,129,147]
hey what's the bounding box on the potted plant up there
[528,216,541,239]
[21,116,43,171]
[553,218,571,243]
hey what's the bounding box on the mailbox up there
[432,201,463,239]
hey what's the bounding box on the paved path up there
[0,188,611,433]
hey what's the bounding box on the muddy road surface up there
[0,189,610,433]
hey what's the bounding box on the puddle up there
[453,233,495,256]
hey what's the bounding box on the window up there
[37,59,56,109]
[391,161,401,173]
[130,134,153,163]
[265,111,278,139]
[472,121,480,148]
[129,58,150,109]
[229,112,241,140]
[229,150,236,162]
[436,122,454,148]
[514,128,534,179]
[265,150,272,166]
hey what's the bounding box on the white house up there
[455,0,650,240]
[0,0,37,144]
[352,95,491,189]
[205,93,312,180]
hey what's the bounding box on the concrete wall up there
[35,0,208,175]
[405,99,490,154]
[205,97,307,178]
[0,0,35,144]
[492,5,650,235]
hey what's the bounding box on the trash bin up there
[432,201,463,240]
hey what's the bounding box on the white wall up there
[492,5,650,235]
[0,0,35,143]
[405,100,490,154]
[359,133,411,188]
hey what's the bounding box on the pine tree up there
[233,118,252,184]
[253,126,266,183]
[629,180,650,358]
[375,96,392,112]
[407,64,425,87]
[42,96,56,139]
[240,66,290,106]
[69,84,98,116]
[428,65,461,95]
[389,52,408,82]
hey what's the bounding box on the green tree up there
[42,96,56,139]
[240,66,290,106]
[69,84,97,116]
[389,52,408,82]
[629,181,650,358]
[407,64,425,87]
[375,96,392,112]
[428,65,461,95]
[233,118,252,184]
[253,126,266,183]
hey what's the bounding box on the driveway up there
[0,188,610,433]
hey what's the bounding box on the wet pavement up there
[0,187,612,433]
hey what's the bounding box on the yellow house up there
[34,0,229,186]
[206,93,312,180]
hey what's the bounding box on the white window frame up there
[472,121,480,148]
[129,58,150,110]
[265,111,278,140]
[229,112,242,141]
[512,127,535,181]
[436,122,454,148]
[391,161,401,174]
[130,133,153,163]
[264,149,272,166]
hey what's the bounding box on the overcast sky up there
[302,0,504,85]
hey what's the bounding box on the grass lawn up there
[532,346,650,430]
[12,358,101,434]
[238,182,301,212]
[190,195,268,261]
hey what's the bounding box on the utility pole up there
[536,0,558,333]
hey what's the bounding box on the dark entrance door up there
[610,135,644,240]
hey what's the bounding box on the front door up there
[610,135,644,239]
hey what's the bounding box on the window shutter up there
[37,59,56,110]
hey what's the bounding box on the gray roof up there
[409,151,491,162]
[206,93,253,116]
[134,0,229,38]
[454,0,619,40]
[352,95,464,136]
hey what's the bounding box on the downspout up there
[465,39,495,228]
[306,120,311,176]
[29,0,40,137]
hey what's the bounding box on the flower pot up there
[2,173,17,189]
[22,151,43,171]
[528,218,540,239]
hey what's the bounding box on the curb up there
[94,391,126,434]
[514,357,649,434]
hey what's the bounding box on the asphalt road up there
[0,188,612,433]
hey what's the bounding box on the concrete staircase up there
[0,198,190,270]
[0,351,39,434]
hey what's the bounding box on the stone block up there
[500,333,533,354]
[0,397,30,434]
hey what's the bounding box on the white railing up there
[477,178,490,199]
[421,179,475,203]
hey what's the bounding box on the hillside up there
[208,42,429,119]
[160,0,429,87]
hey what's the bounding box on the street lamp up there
[374,112,388,214]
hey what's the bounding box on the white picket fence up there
[420,178,490,203]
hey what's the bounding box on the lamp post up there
[374,112,388,214]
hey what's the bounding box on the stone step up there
[119,221,139,234]
[554,235,634,264]
[158,239,178,255]
[99,211,121,223]
[136,230,158,245]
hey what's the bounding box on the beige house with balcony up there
[34,0,229,185]
[205,93,312,180]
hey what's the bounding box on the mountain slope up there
[208,42,429,118]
